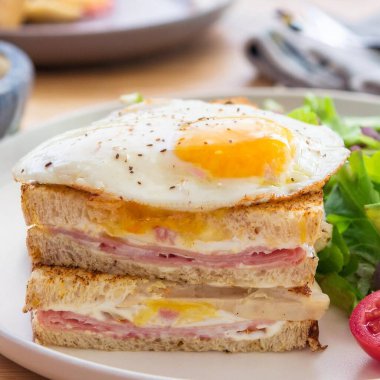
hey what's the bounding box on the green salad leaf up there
[287,96,380,314]
[344,116,380,132]
[287,106,319,126]
[320,152,380,311]
[364,152,380,186]
[316,272,359,315]
[288,94,380,151]
[120,92,144,105]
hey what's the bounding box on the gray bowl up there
[0,41,33,138]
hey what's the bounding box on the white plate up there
[1,88,380,380]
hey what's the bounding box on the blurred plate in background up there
[0,0,232,67]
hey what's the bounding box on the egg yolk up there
[133,299,217,327]
[175,117,293,179]
[87,197,230,241]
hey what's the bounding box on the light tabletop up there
[2,0,380,378]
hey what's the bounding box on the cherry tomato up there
[350,291,380,361]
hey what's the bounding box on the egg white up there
[13,98,350,211]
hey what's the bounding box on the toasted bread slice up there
[21,184,325,250]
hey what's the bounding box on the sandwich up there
[24,266,329,352]
[14,96,350,352]
[22,184,323,288]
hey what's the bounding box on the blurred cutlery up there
[277,5,380,50]
[246,26,380,93]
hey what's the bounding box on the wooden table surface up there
[2,0,380,378]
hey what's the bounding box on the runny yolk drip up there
[175,118,294,179]
[133,299,217,327]
[298,216,308,244]
[87,197,230,241]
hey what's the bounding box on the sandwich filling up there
[22,185,324,278]
[35,310,285,342]
[47,226,314,269]
[25,267,329,343]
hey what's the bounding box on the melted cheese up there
[87,196,230,242]
[133,299,218,327]
[47,281,329,328]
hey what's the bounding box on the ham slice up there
[37,310,272,340]
[50,227,307,269]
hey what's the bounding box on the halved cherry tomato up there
[350,291,380,361]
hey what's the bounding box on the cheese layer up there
[27,273,329,323]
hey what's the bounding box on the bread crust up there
[27,226,318,288]
[31,312,321,353]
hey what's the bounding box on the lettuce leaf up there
[289,94,380,150]
[318,152,380,312]
[365,203,380,232]
[288,97,380,314]
[316,273,359,315]
[364,152,380,184]
[288,106,319,125]
[344,116,380,132]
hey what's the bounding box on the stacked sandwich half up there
[14,97,349,352]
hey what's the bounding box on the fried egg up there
[13,98,350,211]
